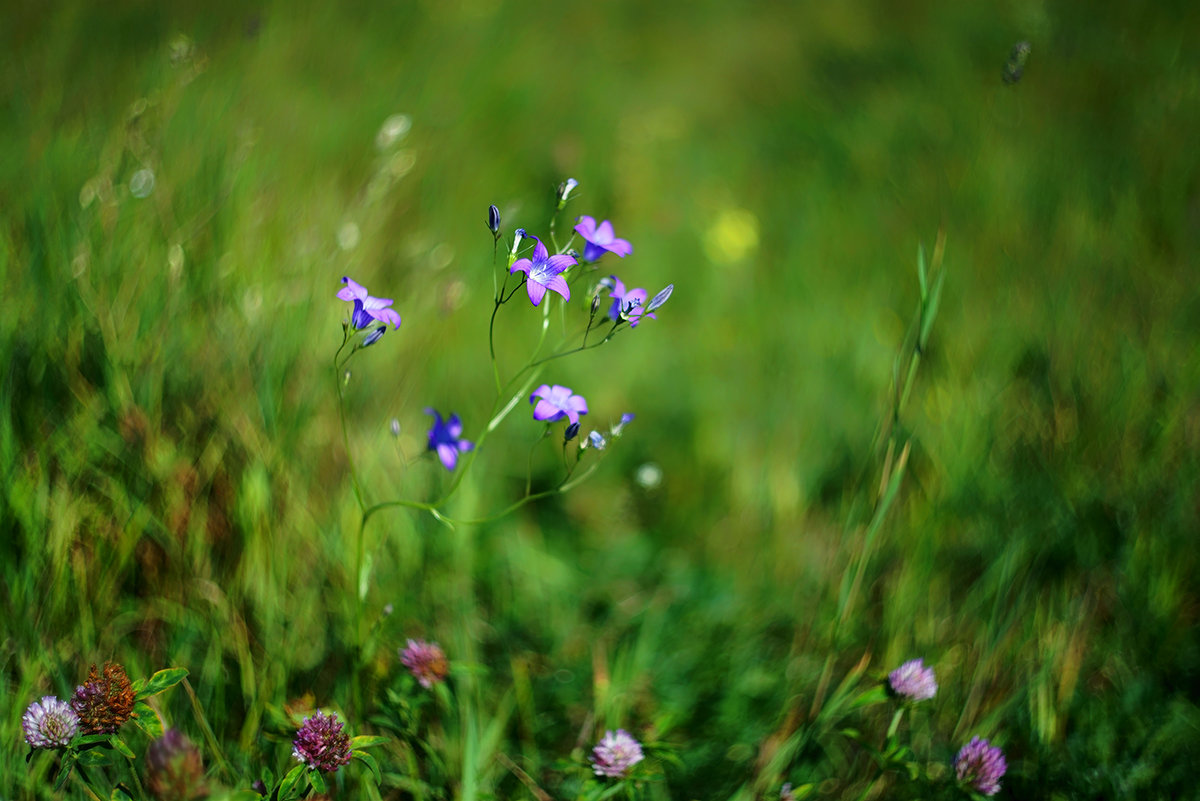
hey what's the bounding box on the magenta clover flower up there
[400,639,449,689]
[337,277,402,330]
[292,710,352,773]
[425,409,474,471]
[887,658,938,703]
[575,216,632,262]
[22,696,80,749]
[530,384,588,426]
[510,237,575,306]
[590,729,644,778]
[955,736,1007,796]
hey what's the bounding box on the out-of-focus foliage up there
[2,0,1198,798]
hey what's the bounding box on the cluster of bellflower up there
[337,177,672,491]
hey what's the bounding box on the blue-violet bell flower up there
[338,277,402,329]
[425,409,474,471]
[603,276,655,327]
[510,237,575,306]
[530,384,588,426]
[575,216,632,262]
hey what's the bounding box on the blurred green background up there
[3,0,1199,798]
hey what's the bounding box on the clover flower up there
[510,237,575,306]
[292,711,352,773]
[337,277,402,330]
[22,696,79,749]
[146,729,207,800]
[887,658,938,702]
[400,639,449,689]
[955,736,1007,796]
[574,216,632,262]
[530,384,588,426]
[425,409,474,471]
[72,663,136,735]
[590,729,644,778]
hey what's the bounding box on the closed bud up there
[564,421,580,443]
[487,204,501,237]
[646,284,674,312]
[556,178,579,207]
[362,327,386,347]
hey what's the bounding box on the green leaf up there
[919,269,945,349]
[349,734,389,749]
[111,785,134,801]
[77,749,114,767]
[135,667,189,700]
[276,764,307,801]
[353,749,382,784]
[916,243,928,301]
[72,733,116,748]
[110,736,136,759]
[309,769,327,795]
[132,702,164,739]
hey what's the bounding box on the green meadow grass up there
[3,1,1199,798]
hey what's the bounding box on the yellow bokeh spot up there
[704,207,759,264]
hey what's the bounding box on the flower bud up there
[487,204,501,237]
[510,228,527,257]
[556,178,579,208]
[646,284,674,312]
[564,421,580,443]
[362,327,386,347]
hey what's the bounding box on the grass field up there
[3,1,1200,799]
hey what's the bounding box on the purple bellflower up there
[575,216,632,262]
[22,696,79,749]
[590,729,644,778]
[602,276,656,327]
[425,409,474,471]
[955,737,1007,796]
[530,384,588,426]
[510,237,575,306]
[888,658,938,702]
[338,277,402,330]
